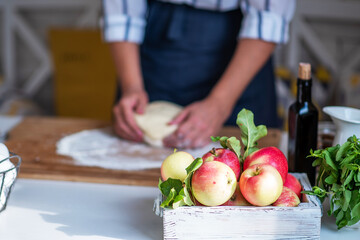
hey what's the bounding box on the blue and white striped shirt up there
[102,0,296,44]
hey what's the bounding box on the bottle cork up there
[298,62,311,80]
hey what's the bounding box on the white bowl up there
[323,106,360,145]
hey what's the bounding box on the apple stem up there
[210,148,217,156]
[254,166,261,176]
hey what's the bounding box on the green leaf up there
[158,178,163,190]
[331,183,341,192]
[327,145,340,158]
[340,155,356,167]
[310,149,322,157]
[337,219,348,229]
[346,164,359,171]
[341,168,348,180]
[355,172,359,182]
[172,188,185,208]
[160,188,177,208]
[218,136,230,149]
[351,202,360,219]
[348,216,360,226]
[172,187,194,209]
[184,158,203,186]
[225,136,242,160]
[185,158,203,175]
[325,175,337,185]
[336,141,351,162]
[344,190,352,206]
[343,170,355,186]
[312,158,322,167]
[302,186,327,202]
[211,136,221,142]
[329,196,335,215]
[172,187,195,209]
[159,178,183,197]
[336,210,344,224]
[183,158,203,206]
[213,136,242,159]
[331,171,339,182]
[324,150,338,170]
[301,190,316,195]
[345,209,352,222]
[236,108,267,159]
[349,191,360,210]
[182,187,194,206]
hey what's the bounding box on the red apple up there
[284,173,302,199]
[202,148,241,180]
[222,184,252,206]
[272,186,300,207]
[243,147,288,183]
[239,164,283,206]
[161,151,194,182]
[192,161,237,206]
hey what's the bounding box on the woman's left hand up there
[163,97,232,149]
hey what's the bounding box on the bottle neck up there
[297,78,312,103]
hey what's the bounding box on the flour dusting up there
[56,127,220,170]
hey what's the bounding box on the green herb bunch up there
[158,108,267,209]
[303,135,360,229]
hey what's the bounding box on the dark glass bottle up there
[288,63,318,185]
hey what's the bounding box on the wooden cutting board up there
[4,117,281,187]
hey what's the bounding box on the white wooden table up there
[0,179,162,240]
[0,178,359,240]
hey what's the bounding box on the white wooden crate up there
[154,173,322,240]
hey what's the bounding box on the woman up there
[102,0,296,148]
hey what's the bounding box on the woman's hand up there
[109,42,148,142]
[163,97,232,149]
[113,89,148,142]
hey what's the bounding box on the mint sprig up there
[303,135,360,229]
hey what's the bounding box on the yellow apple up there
[161,151,194,182]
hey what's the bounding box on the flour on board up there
[56,127,220,171]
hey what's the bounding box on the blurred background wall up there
[0,0,116,121]
[0,0,359,126]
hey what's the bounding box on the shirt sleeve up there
[101,0,147,44]
[239,0,296,44]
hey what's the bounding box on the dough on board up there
[134,101,183,147]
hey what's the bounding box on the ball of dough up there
[134,101,183,147]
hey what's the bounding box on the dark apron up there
[139,0,279,127]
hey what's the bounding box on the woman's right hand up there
[113,89,148,142]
